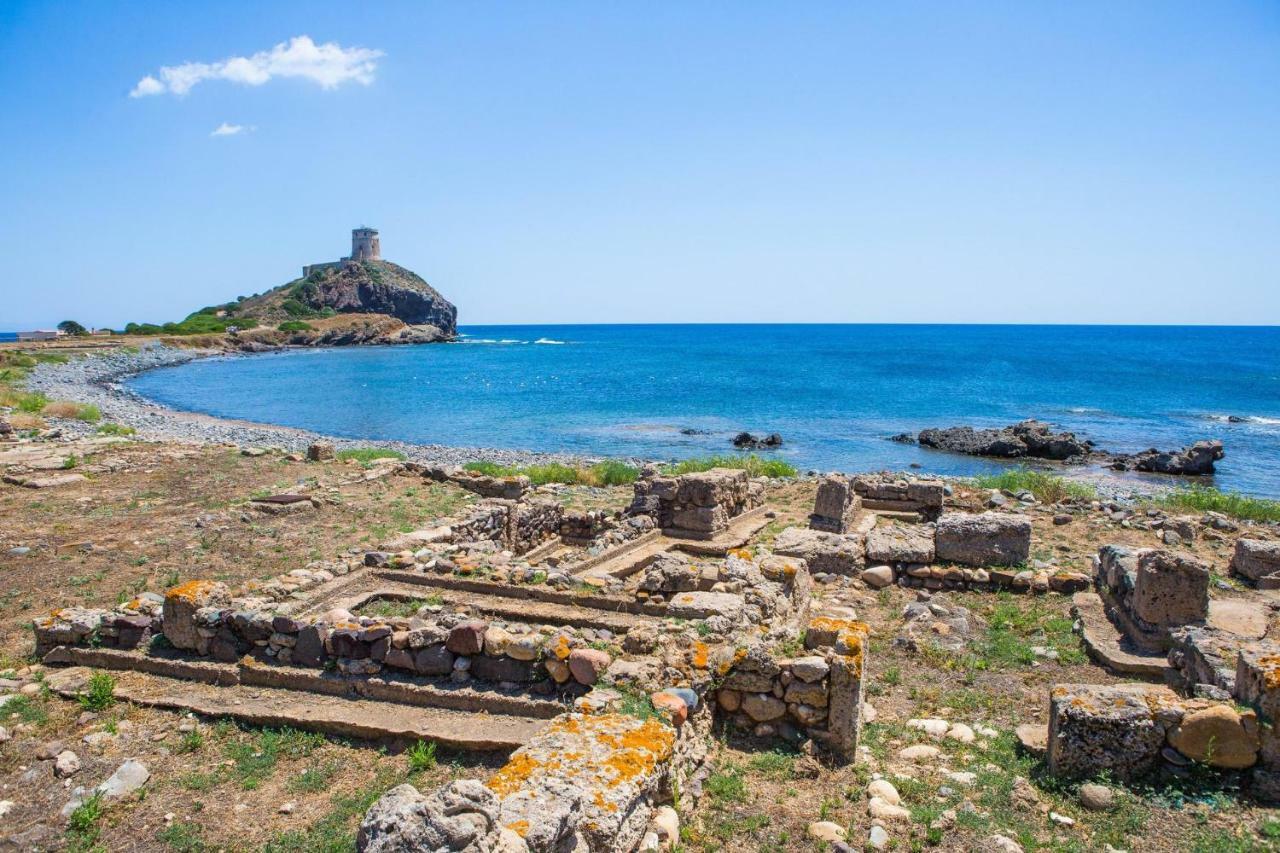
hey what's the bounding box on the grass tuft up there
[662,454,797,478]
[335,448,407,464]
[77,671,116,711]
[974,466,1096,503]
[406,739,437,772]
[1156,485,1280,524]
[96,422,137,436]
[462,459,640,487]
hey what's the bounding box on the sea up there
[126,324,1280,496]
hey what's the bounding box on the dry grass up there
[7,412,45,429]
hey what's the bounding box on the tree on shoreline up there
[57,320,88,337]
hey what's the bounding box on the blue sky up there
[1,1,1278,329]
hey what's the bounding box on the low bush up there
[96,422,136,436]
[16,391,48,413]
[974,467,1096,503]
[277,320,314,332]
[77,671,116,711]
[662,454,797,478]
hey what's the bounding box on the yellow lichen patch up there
[552,634,573,660]
[487,752,546,797]
[506,820,530,837]
[728,548,753,561]
[692,641,709,669]
[592,791,618,812]
[165,579,218,603]
[1256,654,1280,691]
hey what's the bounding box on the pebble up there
[651,805,679,845]
[1078,783,1115,811]
[906,718,950,738]
[1049,812,1075,827]
[946,723,976,744]
[867,825,890,850]
[867,779,900,805]
[279,802,296,814]
[986,835,1025,853]
[54,751,81,778]
[898,744,941,761]
[807,821,847,843]
[868,797,911,821]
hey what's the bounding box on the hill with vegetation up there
[119,260,457,346]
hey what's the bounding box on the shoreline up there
[20,343,590,468]
[17,343,1188,501]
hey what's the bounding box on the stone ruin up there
[772,472,1096,594]
[31,464,869,852]
[1019,532,1280,802]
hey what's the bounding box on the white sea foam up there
[534,338,566,345]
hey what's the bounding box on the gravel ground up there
[22,344,592,467]
[21,343,1173,501]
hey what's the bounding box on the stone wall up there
[1232,539,1280,589]
[1095,545,1210,652]
[852,474,945,519]
[1047,682,1275,798]
[630,468,764,538]
[715,618,867,762]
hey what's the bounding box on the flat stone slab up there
[46,666,547,750]
[2,472,87,488]
[1072,592,1167,679]
[1206,599,1269,640]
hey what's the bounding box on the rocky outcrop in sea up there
[907,419,1224,476]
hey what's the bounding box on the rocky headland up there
[906,419,1225,476]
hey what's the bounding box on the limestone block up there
[865,523,936,565]
[1236,642,1280,724]
[487,712,677,853]
[1132,550,1209,628]
[773,527,865,575]
[357,780,527,853]
[1168,704,1260,769]
[1232,539,1280,583]
[161,581,230,651]
[663,591,745,622]
[934,512,1031,567]
[810,475,861,533]
[1047,684,1171,780]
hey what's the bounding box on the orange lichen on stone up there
[165,579,217,603]
[506,820,530,837]
[692,641,709,669]
[552,634,573,660]
[729,548,753,561]
[1257,654,1280,691]
[487,752,546,797]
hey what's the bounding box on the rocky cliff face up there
[297,261,457,335]
[236,260,458,340]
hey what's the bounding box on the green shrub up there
[1157,486,1280,523]
[280,298,310,318]
[463,460,514,477]
[67,793,105,842]
[96,422,136,436]
[277,321,314,332]
[974,467,1096,503]
[588,460,640,486]
[17,391,48,413]
[406,739,437,772]
[78,671,116,711]
[73,404,101,423]
[335,448,407,463]
[662,454,797,478]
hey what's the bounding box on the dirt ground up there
[1,440,1278,851]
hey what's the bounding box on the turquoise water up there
[128,324,1280,496]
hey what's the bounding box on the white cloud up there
[131,35,383,98]
[210,122,252,137]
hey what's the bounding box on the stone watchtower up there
[351,227,381,262]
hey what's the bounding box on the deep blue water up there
[128,325,1280,496]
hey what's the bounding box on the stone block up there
[446,621,488,656]
[469,655,540,684]
[486,712,678,853]
[773,527,864,575]
[865,523,935,564]
[810,475,861,533]
[1236,642,1280,724]
[1047,684,1170,780]
[663,591,745,622]
[161,581,230,651]
[934,512,1031,567]
[1232,539,1280,584]
[414,644,456,676]
[1133,550,1209,628]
